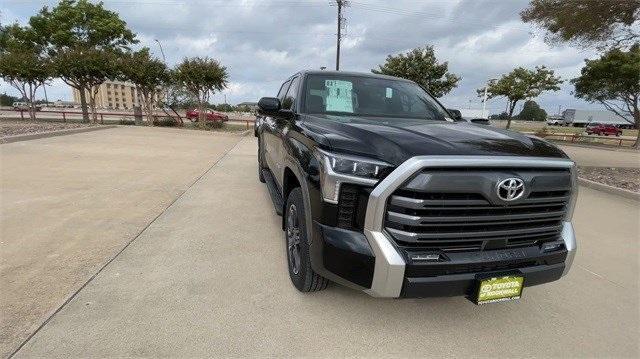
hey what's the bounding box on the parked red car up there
[185,109,229,122]
[585,123,622,136]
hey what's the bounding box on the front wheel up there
[285,188,328,292]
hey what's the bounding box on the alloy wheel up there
[286,204,302,275]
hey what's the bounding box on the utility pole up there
[332,1,349,71]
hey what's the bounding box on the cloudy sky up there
[1,0,603,115]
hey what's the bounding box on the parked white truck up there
[561,109,633,129]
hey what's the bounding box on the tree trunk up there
[78,87,90,123]
[633,109,639,149]
[506,100,518,129]
[146,100,155,126]
[198,99,206,128]
[27,82,37,121]
[141,90,154,126]
[28,105,37,122]
[89,92,98,124]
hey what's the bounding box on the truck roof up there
[294,70,414,83]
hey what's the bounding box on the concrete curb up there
[1,125,117,144]
[578,177,640,201]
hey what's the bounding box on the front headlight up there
[315,149,392,203]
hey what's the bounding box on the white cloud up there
[0,0,605,112]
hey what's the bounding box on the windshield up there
[302,74,449,121]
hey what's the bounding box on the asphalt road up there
[0,127,243,358]
[6,135,638,358]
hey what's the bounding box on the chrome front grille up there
[384,169,571,252]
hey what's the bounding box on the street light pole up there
[154,39,166,63]
[154,39,169,105]
[482,78,497,119]
[482,86,489,118]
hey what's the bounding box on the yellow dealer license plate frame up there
[475,275,524,305]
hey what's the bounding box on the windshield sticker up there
[386,87,393,98]
[325,80,353,112]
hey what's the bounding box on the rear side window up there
[282,76,300,110]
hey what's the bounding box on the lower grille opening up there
[405,260,540,277]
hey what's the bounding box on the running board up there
[262,169,283,216]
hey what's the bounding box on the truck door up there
[272,75,300,188]
[263,79,291,175]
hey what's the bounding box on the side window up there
[277,80,291,101]
[282,76,300,110]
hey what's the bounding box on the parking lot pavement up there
[559,144,640,167]
[13,137,639,358]
[0,127,243,358]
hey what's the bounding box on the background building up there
[72,80,163,110]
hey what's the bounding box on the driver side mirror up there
[447,109,463,121]
[258,97,281,115]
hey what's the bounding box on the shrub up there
[153,117,180,127]
[119,118,135,125]
[199,120,224,130]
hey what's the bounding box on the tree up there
[521,0,639,49]
[489,112,511,120]
[0,24,52,121]
[517,100,547,121]
[477,66,562,129]
[29,0,137,122]
[52,48,120,123]
[120,48,169,126]
[165,84,199,109]
[372,45,460,97]
[0,92,20,106]
[173,57,228,125]
[572,44,640,148]
[215,103,233,112]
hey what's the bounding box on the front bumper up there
[402,263,565,298]
[360,156,577,298]
[314,222,574,298]
[310,156,577,298]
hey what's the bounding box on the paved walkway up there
[559,144,640,167]
[12,137,639,358]
[0,127,242,358]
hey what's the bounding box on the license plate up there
[476,275,524,305]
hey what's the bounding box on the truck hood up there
[300,114,568,166]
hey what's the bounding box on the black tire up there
[284,187,328,292]
[257,137,266,183]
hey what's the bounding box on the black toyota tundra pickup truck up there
[255,70,577,302]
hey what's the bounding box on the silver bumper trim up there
[362,155,576,298]
[561,221,577,276]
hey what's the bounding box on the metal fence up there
[3,109,256,130]
[528,131,637,147]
